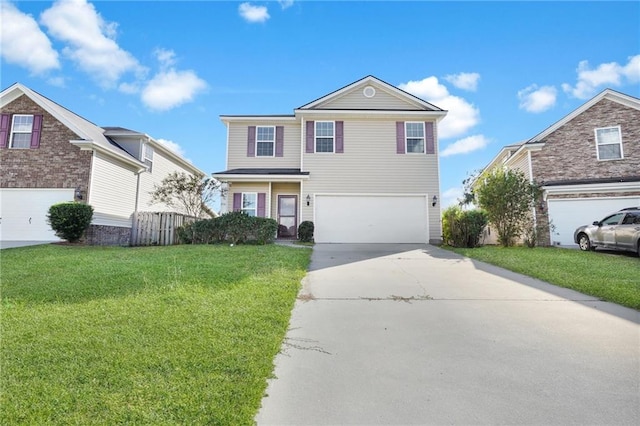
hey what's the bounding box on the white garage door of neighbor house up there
[314,195,428,243]
[0,189,75,242]
[548,197,640,247]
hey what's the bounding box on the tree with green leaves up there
[149,172,219,218]
[474,168,539,247]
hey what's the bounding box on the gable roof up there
[527,88,640,144]
[102,127,205,176]
[1,83,204,176]
[297,75,446,112]
[1,83,145,171]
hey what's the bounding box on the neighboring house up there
[213,76,447,244]
[478,89,640,246]
[0,83,205,246]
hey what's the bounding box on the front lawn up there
[444,246,640,310]
[1,244,311,425]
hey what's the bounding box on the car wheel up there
[578,233,592,251]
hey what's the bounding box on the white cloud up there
[398,76,480,139]
[0,0,60,75]
[518,84,557,113]
[441,134,490,157]
[278,0,294,9]
[561,55,640,99]
[441,187,464,208]
[141,69,207,111]
[47,76,66,87]
[155,48,177,69]
[239,2,270,23]
[156,138,186,157]
[40,0,145,87]
[444,72,480,91]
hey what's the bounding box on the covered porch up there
[212,168,309,239]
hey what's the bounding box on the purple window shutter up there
[0,113,10,148]
[335,121,344,153]
[305,121,314,153]
[30,115,43,149]
[275,126,284,157]
[233,193,242,212]
[425,122,435,154]
[257,193,266,217]
[247,126,256,157]
[396,122,405,154]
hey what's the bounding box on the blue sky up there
[2,0,639,209]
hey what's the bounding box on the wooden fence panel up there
[131,212,196,246]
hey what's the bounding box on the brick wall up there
[0,94,92,192]
[531,99,640,184]
[85,224,131,246]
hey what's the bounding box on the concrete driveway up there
[256,244,639,425]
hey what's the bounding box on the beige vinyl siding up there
[227,122,301,169]
[88,151,137,223]
[301,119,440,239]
[137,151,197,214]
[314,86,425,110]
[508,152,531,181]
[270,182,300,218]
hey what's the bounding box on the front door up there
[277,195,297,238]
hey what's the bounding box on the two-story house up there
[0,83,205,246]
[479,89,640,246]
[213,76,447,244]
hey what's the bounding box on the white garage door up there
[0,188,75,242]
[314,194,428,243]
[548,197,640,246]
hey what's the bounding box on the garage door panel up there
[315,195,428,243]
[1,189,75,242]
[548,197,640,246]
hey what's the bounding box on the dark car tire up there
[578,233,593,251]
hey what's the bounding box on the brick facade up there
[85,224,131,246]
[531,99,640,184]
[0,94,92,193]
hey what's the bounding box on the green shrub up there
[180,212,277,245]
[251,217,278,245]
[216,212,253,244]
[442,206,487,248]
[47,202,94,243]
[298,221,314,242]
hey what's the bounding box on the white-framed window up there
[10,114,34,149]
[315,121,334,153]
[405,122,425,154]
[595,126,623,160]
[241,193,257,216]
[256,126,275,157]
[143,144,154,172]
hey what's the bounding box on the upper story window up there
[242,193,257,216]
[315,121,334,153]
[143,144,154,172]
[256,126,275,157]
[10,114,34,149]
[595,126,623,160]
[405,122,425,154]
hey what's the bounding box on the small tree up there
[47,202,94,243]
[474,168,538,247]
[149,172,219,218]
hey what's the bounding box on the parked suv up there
[574,207,640,256]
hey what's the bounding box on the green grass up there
[1,244,311,425]
[443,246,640,310]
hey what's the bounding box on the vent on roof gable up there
[363,86,376,98]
